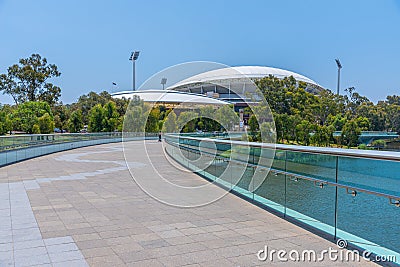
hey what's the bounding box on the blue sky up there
[0,0,399,104]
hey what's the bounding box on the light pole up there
[335,59,342,95]
[129,51,140,91]
[161,78,167,90]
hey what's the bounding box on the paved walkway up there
[0,141,375,266]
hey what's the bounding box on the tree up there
[344,87,371,118]
[311,89,340,126]
[124,106,147,133]
[162,111,178,133]
[32,124,40,134]
[53,104,69,132]
[386,95,400,106]
[72,91,112,124]
[198,106,219,131]
[10,101,54,133]
[145,108,160,133]
[0,54,61,105]
[103,101,119,132]
[326,114,346,131]
[113,97,130,118]
[248,114,259,141]
[0,107,12,135]
[341,119,361,148]
[382,99,400,133]
[38,113,55,134]
[295,120,314,145]
[0,74,19,104]
[215,105,238,131]
[68,110,83,133]
[123,97,149,133]
[273,113,285,143]
[177,111,198,133]
[355,116,370,131]
[372,139,385,149]
[88,104,105,132]
[38,83,61,106]
[311,125,334,147]
[260,122,276,142]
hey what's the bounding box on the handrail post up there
[284,150,287,218]
[251,146,255,200]
[334,156,339,240]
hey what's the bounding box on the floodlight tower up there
[335,59,342,95]
[161,78,167,90]
[129,51,140,91]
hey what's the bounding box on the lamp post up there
[161,78,167,90]
[335,59,342,95]
[129,51,140,91]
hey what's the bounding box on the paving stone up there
[44,236,74,246]
[14,246,48,258]
[13,240,45,250]
[86,253,125,266]
[139,239,171,249]
[0,250,13,264]
[0,142,377,267]
[118,250,156,263]
[46,242,79,254]
[52,259,89,267]
[157,229,185,238]
[126,258,164,267]
[14,253,51,267]
[81,247,113,258]
[49,250,84,263]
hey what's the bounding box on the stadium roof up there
[112,90,229,106]
[168,66,320,89]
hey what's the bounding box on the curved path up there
[0,141,375,266]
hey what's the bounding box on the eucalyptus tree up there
[0,54,61,105]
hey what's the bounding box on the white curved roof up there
[169,66,319,89]
[112,90,228,106]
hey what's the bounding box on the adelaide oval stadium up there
[112,65,322,111]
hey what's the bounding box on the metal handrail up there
[165,137,400,204]
[0,132,123,152]
[165,134,400,161]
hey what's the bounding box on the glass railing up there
[0,132,156,167]
[164,134,400,265]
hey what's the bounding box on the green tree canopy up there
[103,101,119,132]
[177,111,198,133]
[68,110,83,133]
[0,54,61,105]
[38,113,55,134]
[53,104,69,132]
[87,100,124,132]
[0,105,12,135]
[162,111,178,133]
[341,119,361,148]
[88,104,105,132]
[123,97,149,133]
[71,91,113,124]
[10,101,54,133]
[215,105,237,131]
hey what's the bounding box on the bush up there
[358,144,368,150]
[38,113,55,134]
[32,124,40,134]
